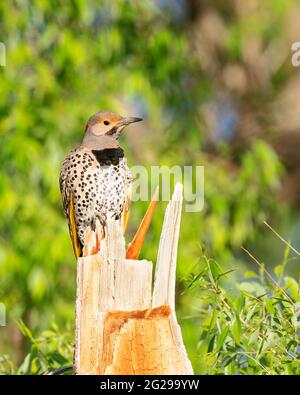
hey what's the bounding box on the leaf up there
[18,354,31,375]
[274,265,283,278]
[245,303,258,322]
[207,335,215,353]
[17,320,35,343]
[17,345,38,375]
[209,309,217,331]
[235,295,245,314]
[284,276,299,301]
[265,298,275,315]
[50,351,68,365]
[215,325,230,351]
[216,269,236,280]
[244,270,258,279]
[238,282,255,294]
[231,316,242,345]
[249,329,259,344]
[41,330,56,338]
[240,290,256,299]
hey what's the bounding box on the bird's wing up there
[60,158,82,259]
[68,191,82,258]
[122,175,132,233]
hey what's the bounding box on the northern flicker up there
[59,111,142,258]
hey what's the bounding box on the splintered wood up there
[75,183,193,375]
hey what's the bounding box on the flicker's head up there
[82,111,142,149]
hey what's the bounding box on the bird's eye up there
[104,120,110,125]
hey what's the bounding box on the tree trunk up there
[74,183,193,375]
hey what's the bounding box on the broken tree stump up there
[74,183,193,375]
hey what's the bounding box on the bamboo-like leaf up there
[231,316,242,345]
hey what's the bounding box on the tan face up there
[85,112,142,138]
[85,112,121,136]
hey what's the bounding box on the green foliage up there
[0,322,72,375]
[181,252,300,375]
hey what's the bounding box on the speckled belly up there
[75,161,128,245]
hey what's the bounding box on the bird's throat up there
[81,134,120,150]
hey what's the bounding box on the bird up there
[59,111,142,258]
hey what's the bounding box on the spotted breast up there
[60,146,132,247]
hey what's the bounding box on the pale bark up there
[75,183,193,375]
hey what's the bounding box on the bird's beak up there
[118,117,143,127]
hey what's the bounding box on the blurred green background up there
[0,0,300,374]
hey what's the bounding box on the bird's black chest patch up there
[92,148,124,166]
